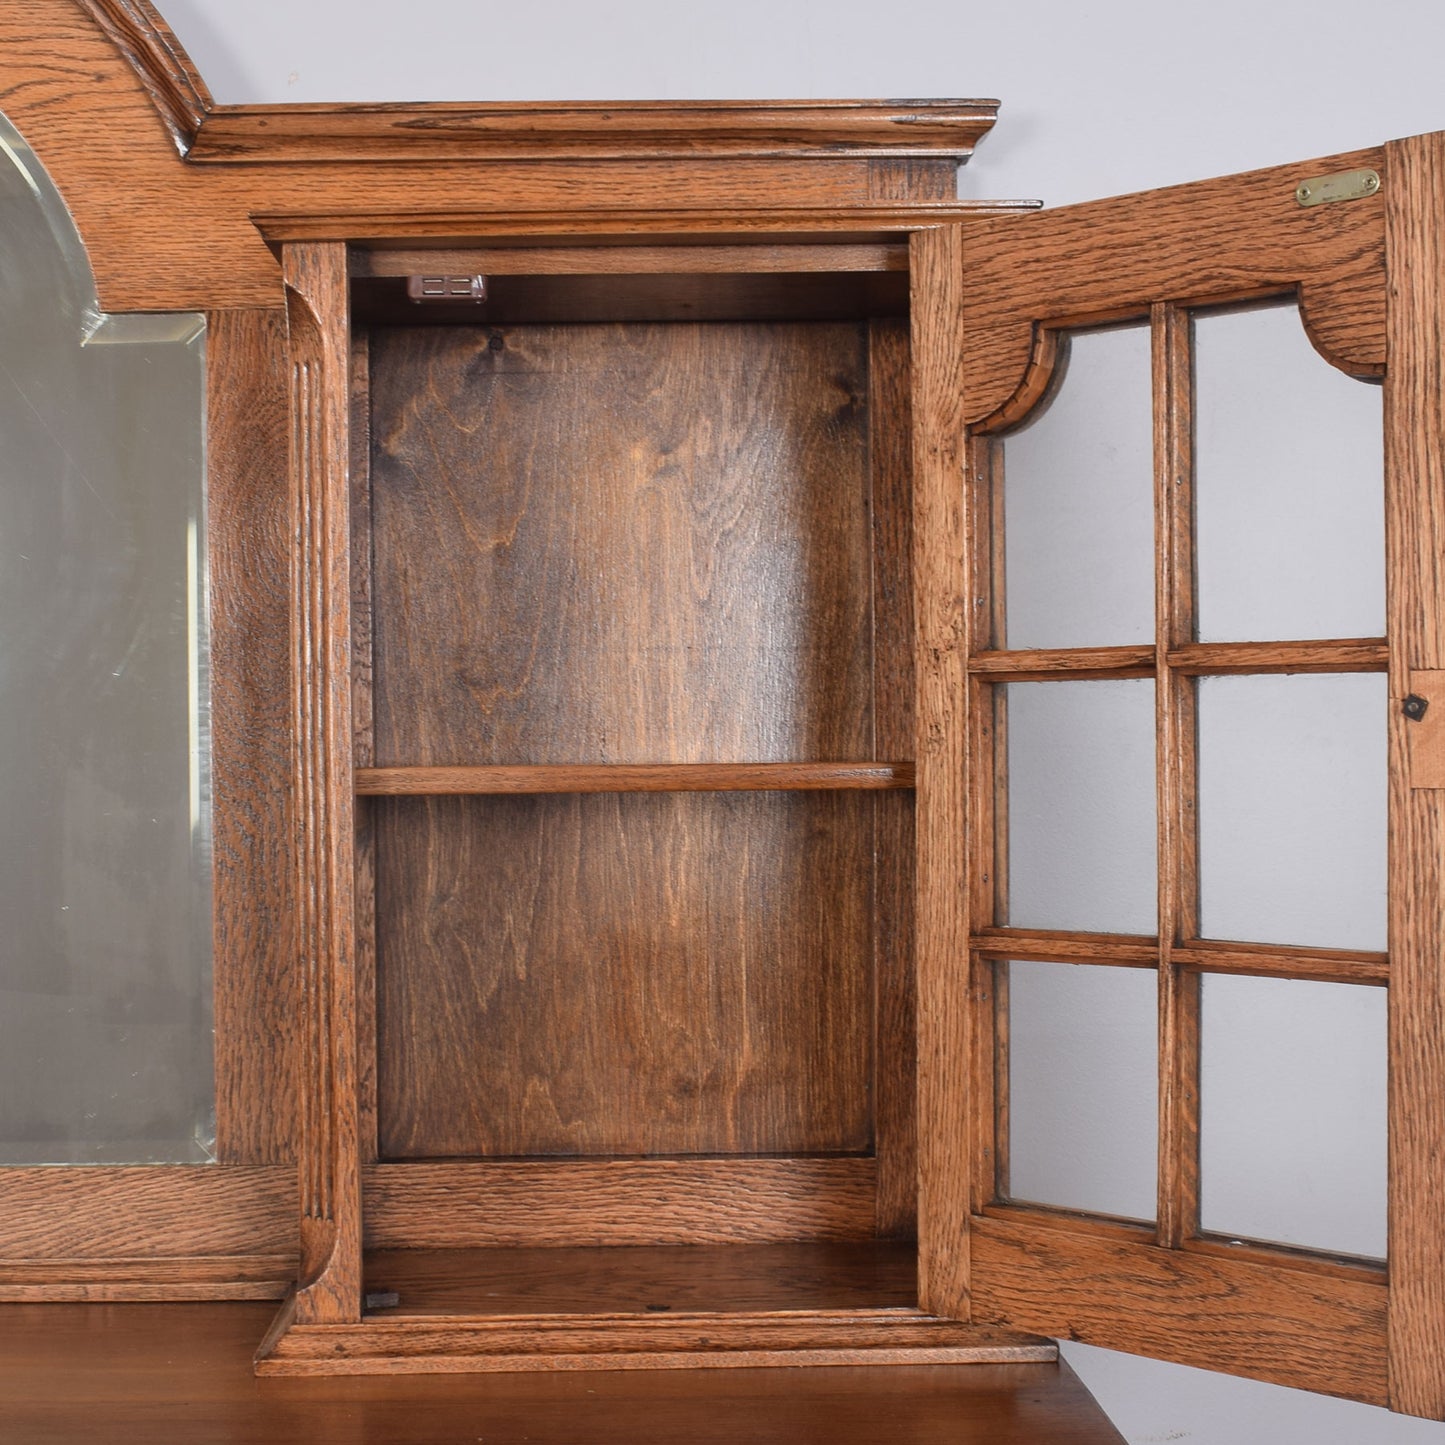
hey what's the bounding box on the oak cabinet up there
[2,0,1444,1421]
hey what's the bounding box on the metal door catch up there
[1295,169,1381,208]
[407,274,487,302]
[1404,694,1429,721]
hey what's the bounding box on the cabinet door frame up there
[913,134,1445,1419]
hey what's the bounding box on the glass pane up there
[1195,303,1384,643]
[1003,324,1154,649]
[0,113,213,1163]
[1007,960,1157,1221]
[1201,974,1386,1259]
[1198,673,1386,951]
[1005,679,1157,934]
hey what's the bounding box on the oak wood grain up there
[374,792,875,1159]
[1153,302,1200,1251]
[969,929,1390,984]
[208,307,298,1166]
[1173,939,1388,985]
[356,763,913,794]
[351,329,380,1165]
[362,1159,879,1248]
[970,928,1158,967]
[0,1255,291,1301]
[368,321,874,768]
[284,241,361,1326]
[191,99,999,165]
[961,147,1389,430]
[258,1309,1054,1375]
[968,638,1387,682]
[0,8,1022,313]
[0,1302,1122,1445]
[1404,669,1445,788]
[911,223,974,1318]
[1384,130,1445,1420]
[261,203,1037,249]
[75,0,209,153]
[0,1164,294,1259]
[954,150,1400,1405]
[969,645,1156,681]
[363,1242,916,1316]
[1164,637,1387,674]
[971,1212,1387,1404]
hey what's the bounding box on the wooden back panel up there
[363,315,907,1167]
[374,791,880,1158]
[368,321,875,767]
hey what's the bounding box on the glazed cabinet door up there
[912,132,1445,1418]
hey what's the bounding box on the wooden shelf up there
[355,762,915,796]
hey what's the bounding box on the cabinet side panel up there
[209,307,297,1166]
[374,792,877,1160]
[368,321,875,767]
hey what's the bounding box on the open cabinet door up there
[912,133,1445,1419]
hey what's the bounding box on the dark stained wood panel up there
[867,318,919,1237]
[351,271,909,326]
[374,792,878,1159]
[368,321,875,767]
[0,1301,1123,1444]
[363,1242,916,1316]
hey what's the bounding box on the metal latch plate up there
[1295,168,1381,208]
[406,274,487,302]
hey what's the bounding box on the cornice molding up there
[67,7,1001,169]
[190,99,1000,166]
[0,2,1025,311]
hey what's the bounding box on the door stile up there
[1151,302,1202,1250]
[911,222,976,1320]
[969,437,1008,1214]
[283,240,363,1326]
[1383,130,1445,1419]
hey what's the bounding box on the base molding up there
[255,1306,1055,1376]
[0,1253,293,1302]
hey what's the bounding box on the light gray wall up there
[157,2,1445,1438]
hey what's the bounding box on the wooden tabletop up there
[0,1300,1126,1444]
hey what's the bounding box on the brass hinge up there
[1295,168,1381,208]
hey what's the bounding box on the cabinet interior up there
[348,254,920,1317]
